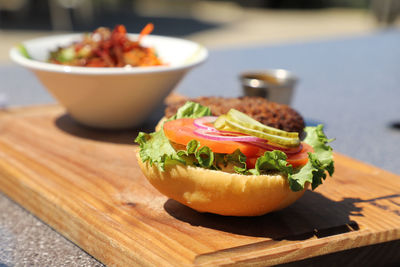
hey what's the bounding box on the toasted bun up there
[155,117,167,132]
[137,151,307,216]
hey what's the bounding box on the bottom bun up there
[137,152,307,216]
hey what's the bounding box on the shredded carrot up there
[138,23,154,43]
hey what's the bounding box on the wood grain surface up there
[0,105,400,266]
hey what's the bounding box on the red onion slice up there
[250,141,303,154]
[193,116,219,132]
[193,128,267,143]
[193,116,251,136]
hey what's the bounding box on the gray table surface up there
[1,29,400,266]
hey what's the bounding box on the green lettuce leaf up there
[288,125,334,191]
[249,150,293,176]
[226,149,247,174]
[135,131,185,170]
[195,146,214,168]
[135,101,212,170]
[168,101,211,120]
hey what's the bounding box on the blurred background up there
[1,0,400,63]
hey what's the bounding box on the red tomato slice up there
[287,143,313,167]
[246,143,313,169]
[163,118,264,157]
[246,157,258,169]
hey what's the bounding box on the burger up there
[135,96,334,216]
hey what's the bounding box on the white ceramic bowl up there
[10,33,207,128]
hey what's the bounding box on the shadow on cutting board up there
[54,105,165,145]
[164,190,400,240]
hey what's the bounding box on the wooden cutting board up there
[1,105,400,266]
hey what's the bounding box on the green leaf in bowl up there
[17,44,32,59]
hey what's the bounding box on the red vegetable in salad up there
[48,23,164,67]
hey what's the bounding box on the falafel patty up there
[165,96,305,134]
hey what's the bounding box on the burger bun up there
[137,151,307,216]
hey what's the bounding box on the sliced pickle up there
[214,115,230,130]
[213,109,300,147]
[226,109,299,138]
[222,118,300,147]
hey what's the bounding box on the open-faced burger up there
[135,97,334,216]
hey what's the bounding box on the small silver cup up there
[240,69,298,105]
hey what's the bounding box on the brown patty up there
[165,96,305,133]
